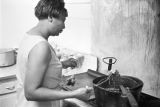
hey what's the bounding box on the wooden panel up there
[0,76,17,107]
[0,80,17,95]
[0,75,17,95]
[0,92,16,107]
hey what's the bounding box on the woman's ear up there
[48,16,53,23]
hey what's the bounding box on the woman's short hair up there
[35,0,68,20]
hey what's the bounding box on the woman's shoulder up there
[18,34,50,57]
[33,41,50,52]
[29,41,51,60]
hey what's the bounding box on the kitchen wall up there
[49,0,91,53]
[0,0,91,53]
[0,0,38,48]
[91,0,160,98]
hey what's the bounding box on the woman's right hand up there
[73,86,93,101]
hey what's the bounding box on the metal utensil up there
[95,72,112,86]
[103,57,117,71]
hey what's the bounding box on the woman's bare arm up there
[24,41,92,101]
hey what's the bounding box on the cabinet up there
[0,75,17,107]
[0,92,16,107]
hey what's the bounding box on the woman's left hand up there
[61,58,77,69]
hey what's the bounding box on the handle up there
[103,57,117,64]
[120,85,139,107]
[108,59,112,71]
[103,57,117,71]
[6,85,15,90]
[126,88,139,107]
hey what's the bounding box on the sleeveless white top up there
[16,34,62,107]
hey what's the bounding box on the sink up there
[62,98,93,107]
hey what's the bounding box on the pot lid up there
[0,48,14,53]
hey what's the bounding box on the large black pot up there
[93,75,143,107]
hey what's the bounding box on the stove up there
[87,93,160,107]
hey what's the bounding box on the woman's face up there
[49,16,66,36]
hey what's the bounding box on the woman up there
[16,0,92,107]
